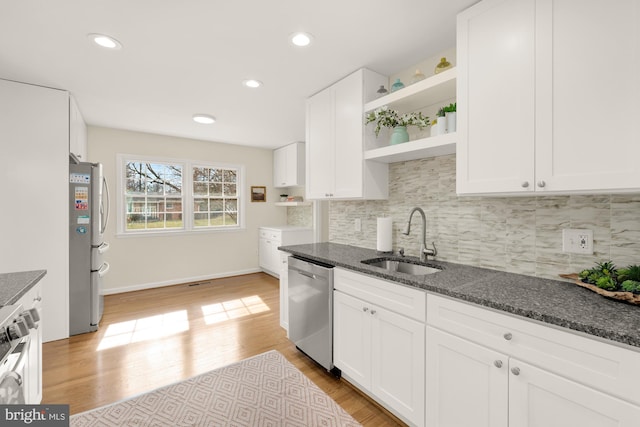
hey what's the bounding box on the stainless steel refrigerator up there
[69,161,110,335]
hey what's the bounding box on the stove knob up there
[19,308,40,329]
[7,318,29,340]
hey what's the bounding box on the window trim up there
[116,153,246,237]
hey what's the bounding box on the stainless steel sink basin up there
[361,258,441,276]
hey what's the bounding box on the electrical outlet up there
[354,218,362,232]
[562,229,593,254]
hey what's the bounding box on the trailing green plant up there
[365,106,429,137]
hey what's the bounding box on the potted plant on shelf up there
[365,106,429,145]
[444,102,456,134]
[435,106,447,136]
[279,194,288,202]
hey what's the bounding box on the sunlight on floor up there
[97,310,189,351]
[201,295,270,325]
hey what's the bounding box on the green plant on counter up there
[578,261,640,294]
[621,280,640,293]
[443,102,456,113]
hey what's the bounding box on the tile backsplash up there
[329,154,640,280]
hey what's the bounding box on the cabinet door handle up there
[493,360,503,368]
[511,367,520,376]
[503,332,513,341]
[362,307,369,312]
[521,181,529,188]
[34,296,42,302]
[370,310,376,315]
[537,180,546,188]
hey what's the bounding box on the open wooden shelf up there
[364,132,457,163]
[274,201,312,207]
[365,67,456,113]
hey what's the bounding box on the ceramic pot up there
[446,111,457,133]
[390,126,409,145]
[437,118,447,135]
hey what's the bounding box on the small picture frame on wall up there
[251,186,266,202]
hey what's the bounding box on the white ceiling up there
[0,0,478,149]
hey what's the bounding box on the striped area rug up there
[70,350,360,426]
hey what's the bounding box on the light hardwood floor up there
[43,272,404,426]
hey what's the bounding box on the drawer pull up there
[34,296,42,302]
[493,360,503,368]
[362,307,369,312]
[537,180,546,188]
[503,332,513,341]
[370,310,377,315]
[521,181,529,188]
[511,367,520,376]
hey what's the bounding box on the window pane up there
[223,169,237,183]
[210,169,223,182]
[223,183,236,196]
[126,196,146,213]
[165,199,182,212]
[194,213,208,227]
[194,182,208,196]
[210,199,223,211]
[165,213,183,228]
[126,213,146,229]
[210,212,223,226]
[225,199,237,211]
[194,199,208,212]
[193,167,208,182]
[224,213,238,226]
[209,183,222,196]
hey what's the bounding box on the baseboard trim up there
[102,268,263,295]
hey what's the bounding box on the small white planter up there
[446,111,457,133]
[437,118,447,135]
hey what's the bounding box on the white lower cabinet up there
[426,326,507,427]
[279,252,290,334]
[259,227,313,278]
[426,294,640,427]
[509,359,640,427]
[333,268,425,426]
[17,281,43,404]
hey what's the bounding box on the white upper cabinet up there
[306,69,389,200]
[69,95,87,160]
[457,0,640,195]
[273,142,305,188]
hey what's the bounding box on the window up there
[193,166,238,227]
[118,155,244,234]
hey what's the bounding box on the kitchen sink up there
[361,258,441,276]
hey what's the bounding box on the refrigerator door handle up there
[97,242,110,254]
[100,176,110,235]
[98,262,110,277]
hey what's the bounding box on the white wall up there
[88,126,286,294]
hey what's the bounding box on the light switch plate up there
[354,218,362,232]
[562,229,593,254]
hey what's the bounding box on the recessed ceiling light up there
[290,32,313,47]
[192,114,216,124]
[88,33,123,50]
[242,79,262,88]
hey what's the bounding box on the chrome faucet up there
[402,207,437,262]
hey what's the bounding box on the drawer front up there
[259,229,281,241]
[335,268,425,322]
[427,294,640,406]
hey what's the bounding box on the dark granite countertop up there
[0,270,46,306]
[279,242,640,350]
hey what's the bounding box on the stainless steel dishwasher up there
[288,256,338,374]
